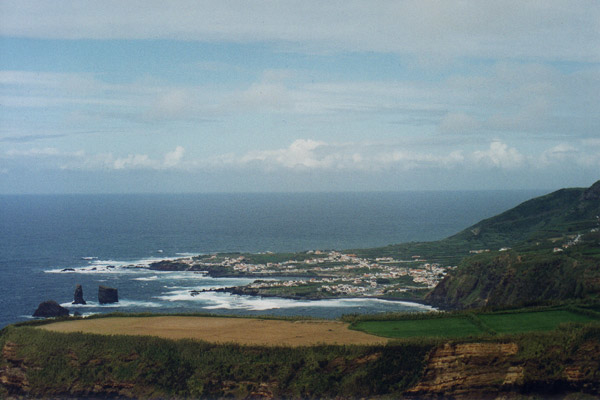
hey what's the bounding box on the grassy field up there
[351,317,482,338]
[40,316,388,346]
[351,308,600,338]
[479,310,597,334]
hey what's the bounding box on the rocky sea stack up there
[33,300,69,318]
[73,284,86,305]
[98,285,118,304]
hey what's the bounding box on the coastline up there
[195,286,436,310]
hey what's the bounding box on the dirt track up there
[40,316,388,346]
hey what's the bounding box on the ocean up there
[0,190,543,327]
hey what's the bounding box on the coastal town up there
[150,250,454,300]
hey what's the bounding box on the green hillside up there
[427,234,600,309]
[353,180,600,265]
[425,180,600,309]
[447,180,600,248]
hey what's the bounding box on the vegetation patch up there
[478,310,598,334]
[0,325,433,399]
[351,316,484,338]
[349,306,600,339]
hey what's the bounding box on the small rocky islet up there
[32,284,118,318]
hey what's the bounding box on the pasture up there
[351,308,600,338]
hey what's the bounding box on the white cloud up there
[539,143,600,168]
[5,140,599,180]
[163,146,185,167]
[540,144,578,164]
[226,139,600,173]
[241,139,327,168]
[5,146,187,171]
[5,147,84,157]
[233,139,466,171]
[1,1,598,62]
[92,146,187,170]
[111,154,152,170]
[473,141,525,169]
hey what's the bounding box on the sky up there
[0,1,599,193]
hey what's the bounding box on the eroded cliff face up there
[0,341,136,398]
[406,339,600,399]
[2,336,599,399]
[406,342,523,399]
[0,342,30,395]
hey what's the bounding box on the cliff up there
[2,321,599,399]
[406,342,523,398]
[427,233,600,310]
[407,336,600,399]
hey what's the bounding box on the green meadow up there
[350,307,600,338]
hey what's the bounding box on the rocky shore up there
[191,286,434,306]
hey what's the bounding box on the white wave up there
[45,265,142,274]
[156,272,210,280]
[154,289,197,302]
[77,312,99,318]
[44,255,179,275]
[133,275,160,281]
[154,290,434,312]
[60,299,163,309]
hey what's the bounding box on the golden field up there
[40,316,388,346]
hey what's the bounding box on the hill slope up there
[427,233,600,309]
[447,180,600,249]
[425,180,600,309]
[353,180,600,265]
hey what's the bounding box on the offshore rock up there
[149,260,189,271]
[73,284,86,305]
[32,300,69,318]
[98,286,118,304]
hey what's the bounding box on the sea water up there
[0,191,543,327]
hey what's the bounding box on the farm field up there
[350,308,600,338]
[39,316,388,346]
[37,307,600,346]
[351,316,481,338]
[479,310,597,334]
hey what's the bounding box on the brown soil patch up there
[39,316,388,346]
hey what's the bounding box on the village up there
[172,250,454,300]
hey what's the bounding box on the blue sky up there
[1,1,599,193]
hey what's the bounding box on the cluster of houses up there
[553,234,583,253]
[191,250,452,296]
